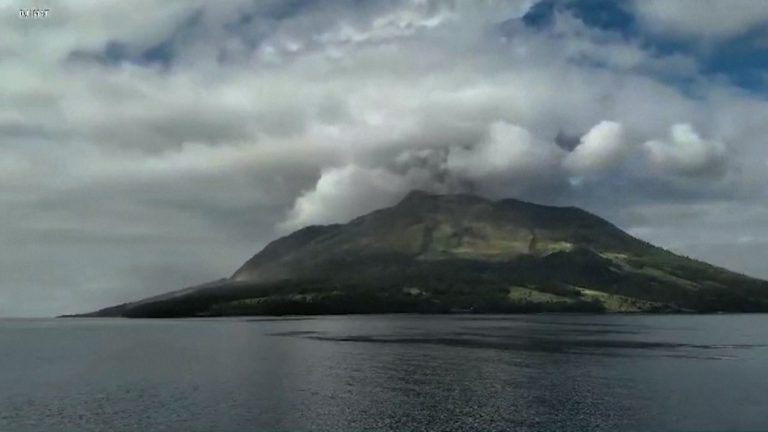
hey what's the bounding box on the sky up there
[2,0,768,317]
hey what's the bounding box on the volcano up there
[71,191,768,317]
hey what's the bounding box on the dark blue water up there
[1,314,767,431]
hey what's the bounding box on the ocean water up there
[1,314,767,431]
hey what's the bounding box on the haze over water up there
[1,314,767,431]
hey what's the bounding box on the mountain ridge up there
[67,191,768,317]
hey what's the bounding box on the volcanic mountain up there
[72,191,768,317]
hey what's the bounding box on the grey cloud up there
[644,123,728,178]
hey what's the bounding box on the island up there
[66,191,768,317]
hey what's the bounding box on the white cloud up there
[563,121,628,175]
[643,123,728,178]
[280,165,411,231]
[632,0,768,40]
[446,121,564,179]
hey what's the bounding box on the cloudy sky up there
[2,0,768,317]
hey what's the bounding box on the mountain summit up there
[232,190,643,281]
[73,191,768,317]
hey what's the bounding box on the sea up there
[1,314,767,431]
